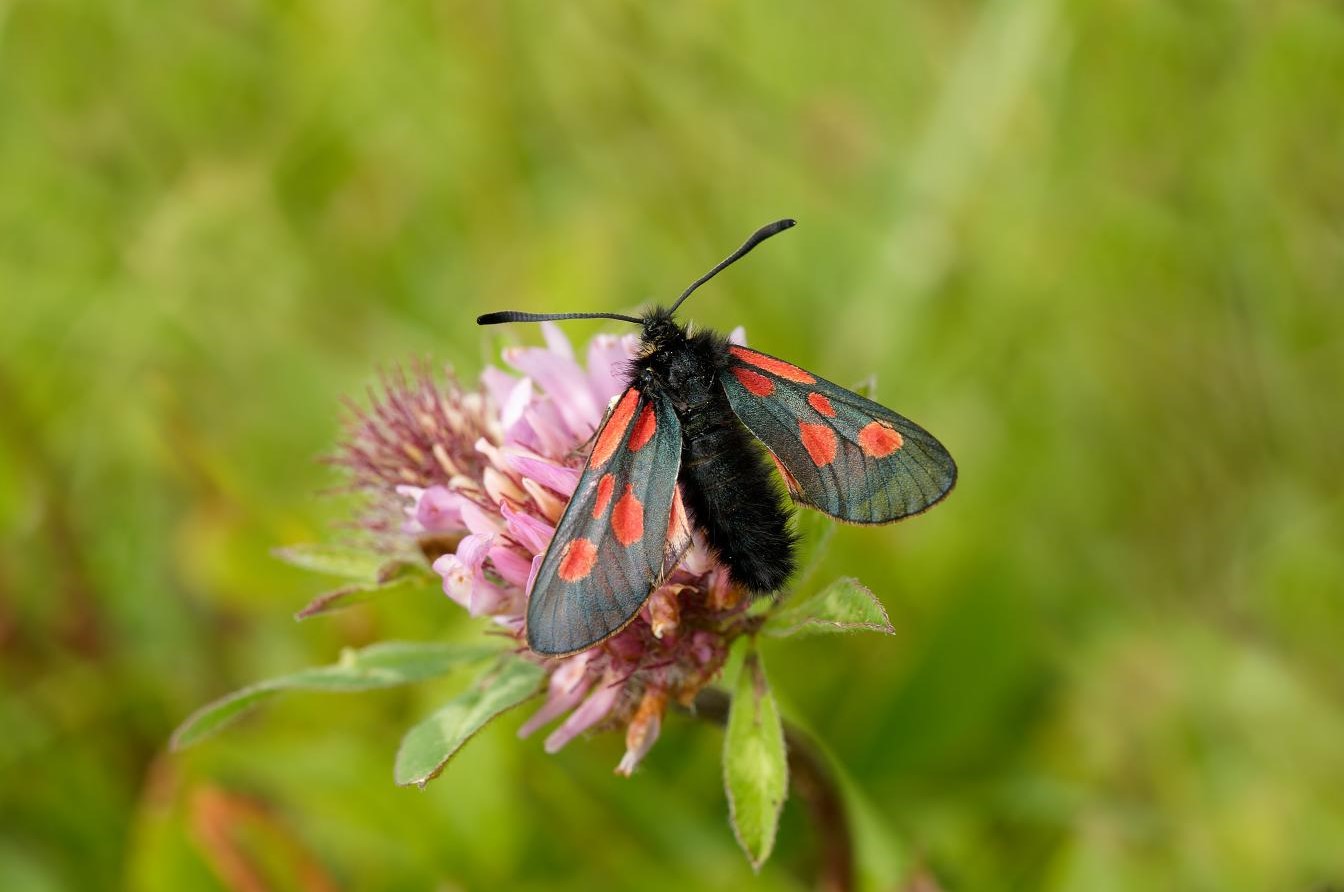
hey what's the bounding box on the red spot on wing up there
[590,389,641,467]
[858,421,904,458]
[667,486,690,549]
[730,346,815,384]
[628,404,657,451]
[611,486,645,547]
[799,422,838,467]
[807,392,836,417]
[592,473,615,519]
[557,538,598,582]
[731,367,775,396]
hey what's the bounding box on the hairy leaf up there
[764,577,894,638]
[293,561,432,620]
[724,647,788,870]
[395,658,547,787]
[171,641,499,750]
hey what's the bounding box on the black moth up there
[478,219,956,656]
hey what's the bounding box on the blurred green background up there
[3,0,1343,889]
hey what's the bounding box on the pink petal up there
[523,400,577,457]
[414,485,465,533]
[501,501,556,555]
[481,366,520,412]
[502,416,543,451]
[540,321,575,362]
[483,467,526,506]
[524,554,543,598]
[586,334,638,404]
[459,501,504,537]
[468,579,517,616]
[499,376,534,434]
[488,545,533,587]
[474,436,505,469]
[544,680,621,753]
[494,614,525,634]
[505,346,601,438]
[520,678,593,739]
[518,654,592,738]
[440,536,522,617]
[521,478,567,523]
[502,448,581,495]
[432,554,473,610]
[456,533,494,576]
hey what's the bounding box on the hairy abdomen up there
[679,392,795,593]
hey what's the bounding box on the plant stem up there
[689,688,855,892]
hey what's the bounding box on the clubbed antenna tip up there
[669,218,796,314]
[477,311,643,326]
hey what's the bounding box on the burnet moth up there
[478,219,957,656]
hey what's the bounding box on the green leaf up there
[724,647,788,871]
[763,577,894,638]
[293,561,433,620]
[395,658,547,787]
[273,543,402,581]
[170,641,500,750]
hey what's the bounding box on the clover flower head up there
[337,324,755,774]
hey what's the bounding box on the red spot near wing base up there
[667,486,691,553]
[807,392,836,417]
[858,421,904,457]
[590,389,641,467]
[628,404,657,451]
[612,486,645,546]
[592,473,615,519]
[557,538,598,582]
[769,452,801,495]
[799,422,838,467]
[730,346,815,384]
[731,367,775,396]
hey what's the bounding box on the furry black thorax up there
[627,307,797,594]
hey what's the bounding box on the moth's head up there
[639,306,683,353]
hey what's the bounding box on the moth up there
[478,219,956,656]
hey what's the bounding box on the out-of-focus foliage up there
[2,0,1342,889]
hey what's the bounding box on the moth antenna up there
[668,218,796,316]
[477,310,643,326]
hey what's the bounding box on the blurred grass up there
[2,0,1343,889]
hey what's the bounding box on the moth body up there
[631,309,796,594]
